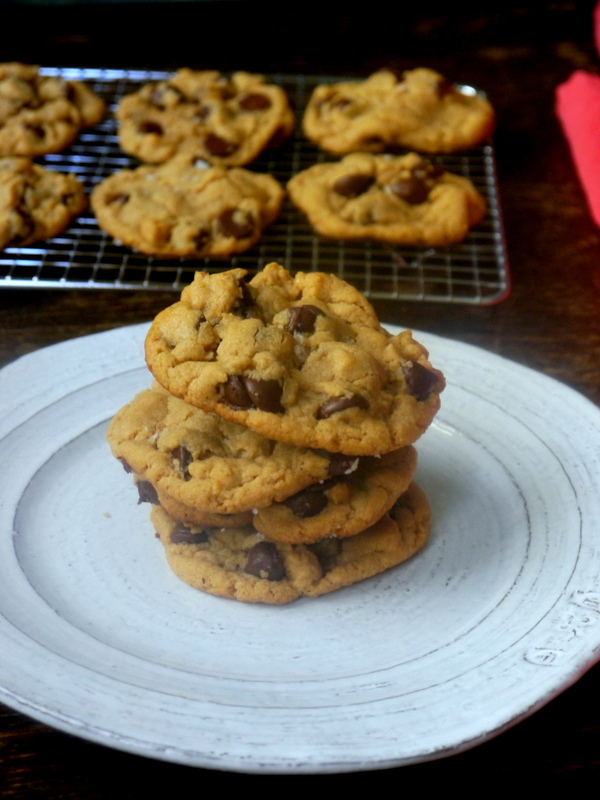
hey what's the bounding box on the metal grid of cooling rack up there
[0,68,510,304]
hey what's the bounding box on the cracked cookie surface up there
[288,152,486,246]
[91,154,284,258]
[303,68,495,156]
[0,156,86,249]
[253,446,417,544]
[116,69,295,166]
[150,481,431,604]
[0,62,106,157]
[107,385,353,516]
[145,263,445,454]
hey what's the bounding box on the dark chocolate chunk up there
[402,361,438,401]
[136,480,158,505]
[170,523,209,544]
[138,120,163,135]
[118,457,133,473]
[325,452,360,477]
[244,378,284,413]
[192,229,210,250]
[204,132,237,157]
[217,208,254,239]
[239,93,271,111]
[285,304,324,334]
[222,375,253,409]
[171,445,192,478]
[389,176,429,204]
[284,485,329,518]
[317,394,369,419]
[333,173,374,198]
[309,538,342,572]
[244,541,286,581]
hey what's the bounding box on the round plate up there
[0,323,599,773]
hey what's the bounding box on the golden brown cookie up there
[0,62,106,157]
[253,446,417,544]
[303,68,495,155]
[91,154,284,258]
[116,69,294,165]
[150,482,431,604]
[144,264,445,455]
[0,156,86,249]
[107,385,357,516]
[287,152,486,247]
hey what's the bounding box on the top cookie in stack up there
[145,262,445,455]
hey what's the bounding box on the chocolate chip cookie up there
[116,69,295,166]
[253,446,417,544]
[150,481,431,604]
[91,154,284,258]
[107,385,355,516]
[0,62,106,157]
[0,156,86,249]
[144,263,445,454]
[287,152,486,246]
[303,68,495,155]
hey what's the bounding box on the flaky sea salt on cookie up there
[145,263,445,455]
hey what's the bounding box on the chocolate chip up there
[170,523,209,544]
[192,229,210,250]
[138,120,163,135]
[239,92,271,111]
[244,378,284,413]
[285,304,324,334]
[436,77,454,97]
[333,173,375,198]
[194,105,211,121]
[317,394,369,419]
[402,361,438,401]
[204,132,237,157]
[309,538,342,572]
[217,208,254,239]
[26,124,46,139]
[222,375,283,413]
[136,481,158,504]
[222,375,253,409]
[325,452,360,477]
[171,445,192,478]
[118,457,133,473]
[244,541,286,581]
[284,485,329,518]
[389,176,430,204]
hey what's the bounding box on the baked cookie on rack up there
[287,151,486,246]
[116,69,295,165]
[91,154,284,258]
[0,156,86,249]
[303,68,495,155]
[0,62,106,157]
[150,481,431,604]
[144,263,445,455]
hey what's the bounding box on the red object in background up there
[556,69,600,227]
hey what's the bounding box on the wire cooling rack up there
[0,68,509,303]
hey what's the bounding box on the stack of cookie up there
[108,262,445,604]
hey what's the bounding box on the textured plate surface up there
[0,324,599,773]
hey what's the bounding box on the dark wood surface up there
[2,2,599,793]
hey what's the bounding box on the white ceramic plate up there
[1,323,599,774]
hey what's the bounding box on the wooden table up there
[2,2,599,792]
